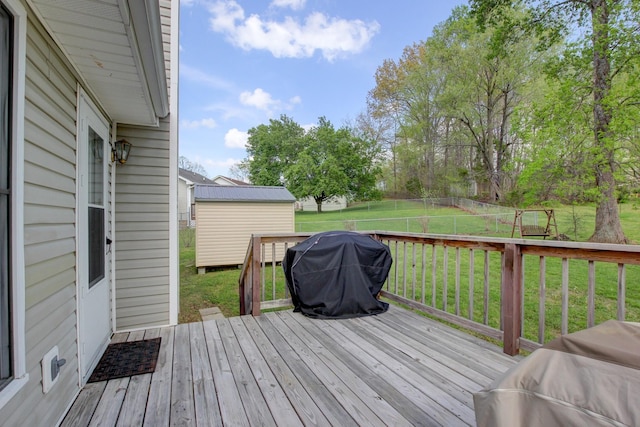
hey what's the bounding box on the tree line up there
[237,0,639,243]
[359,1,639,243]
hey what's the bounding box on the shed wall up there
[196,202,295,267]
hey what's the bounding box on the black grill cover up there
[283,231,392,319]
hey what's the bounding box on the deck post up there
[251,235,262,316]
[502,243,522,355]
[239,238,252,315]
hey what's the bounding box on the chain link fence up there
[296,198,527,236]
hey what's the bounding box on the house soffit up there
[28,0,169,127]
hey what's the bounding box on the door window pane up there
[87,126,105,289]
[88,207,105,288]
[88,127,103,205]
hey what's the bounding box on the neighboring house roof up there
[195,185,296,202]
[212,175,250,186]
[179,168,216,185]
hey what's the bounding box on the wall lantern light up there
[112,139,132,164]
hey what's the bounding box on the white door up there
[78,94,111,382]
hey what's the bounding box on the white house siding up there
[114,121,172,330]
[297,195,348,212]
[196,202,295,267]
[113,0,177,331]
[0,0,177,423]
[0,11,82,426]
[178,177,189,225]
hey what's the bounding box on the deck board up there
[171,323,195,425]
[322,316,473,425]
[143,326,174,427]
[241,315,330,426]
[189,322,223,427]
[202,320,250,426]
[229,316,304,426]
[218,318,278,426]
[62,306,519,426]
[252,314,357,427]
[269,311,392,427]
[302,312,468,426]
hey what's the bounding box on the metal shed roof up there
[194,185,296,202]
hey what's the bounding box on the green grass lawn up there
[179,201,640,327]
[179,228,242,322]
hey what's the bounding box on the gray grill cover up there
[283,231,391,319]
[474,320,640,426]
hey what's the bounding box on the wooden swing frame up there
[511,209,558,239]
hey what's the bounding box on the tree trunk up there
[588,0,627,243]
[315,197,323,213]
[590,167,627,243]
[489,170,501,202]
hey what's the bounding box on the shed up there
[195,185,296,269]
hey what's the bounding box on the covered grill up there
[283,231,392,319]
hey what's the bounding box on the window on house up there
[0,3,13,387]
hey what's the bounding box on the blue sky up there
[179,0,468,178]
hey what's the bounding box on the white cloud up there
[209,0,245,33]
[181,118,217,129]
[270,0,305,10]
[207,1,380,61]
[239,88,278,112]
[204,102,252,121]
[238,88,300,115]
[224,128,249,148]
[180,63,234,91]
[289,95,302,105]
[301,122,315,132]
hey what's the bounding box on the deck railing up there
[238,231,640,355]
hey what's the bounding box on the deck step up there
[199,307,225,321]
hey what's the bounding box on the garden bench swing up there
[511,209,559,239]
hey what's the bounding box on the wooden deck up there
[61,306,520,426]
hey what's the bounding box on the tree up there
[244,116,383,212]
[471,0,640,243]
[514,48,597,206]
[368,43,450,197]
[179,156,208,177]
[366,6,540,201]
[229,162,250,183]
[432,6,542,202]
[353,108,397,195]
[367,57,409,195]
[246,115,305,186]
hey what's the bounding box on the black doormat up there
[88,337,161,383]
